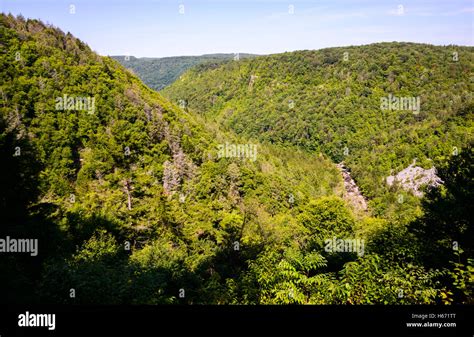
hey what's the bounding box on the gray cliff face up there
[386,163,443,197]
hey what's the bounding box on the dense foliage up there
[163,43,474,219]
[1,14,472,305]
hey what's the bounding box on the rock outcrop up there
[386,162,443,197]
[337,163,368,212]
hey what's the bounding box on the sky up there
[1,0,473,57]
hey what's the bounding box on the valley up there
[0,13,472,307]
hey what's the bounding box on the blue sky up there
[1,0,473,57]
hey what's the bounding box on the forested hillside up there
[112,53,256,91]
[163,43,474,219]
[1,14,472,305]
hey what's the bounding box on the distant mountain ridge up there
[111,53,258,91]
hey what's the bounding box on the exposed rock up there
[386,162,443,197]
[337,163,368,212]
[248,75,258,91]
